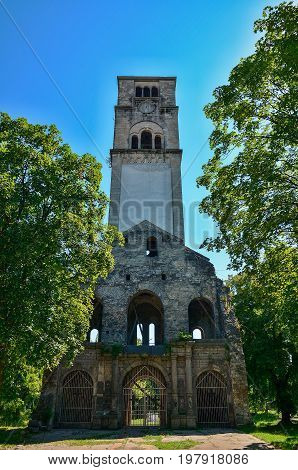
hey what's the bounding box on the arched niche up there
[188,298,215,339]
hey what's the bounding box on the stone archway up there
[123,365,167,427]
[59,370,93,424]
[127,291,163,346]
[196,370,229,426]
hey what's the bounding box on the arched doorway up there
[196,371,229,426]
[123,365,167,427]
[127,291,163,346]
[60,370,93,424]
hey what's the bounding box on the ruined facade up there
[37,77,250,429]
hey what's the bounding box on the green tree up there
[229,245,298,424]
[197,2,298,422]
[198,2,297,269]
[0,113,122,421]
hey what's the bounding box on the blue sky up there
[0,0,280,278]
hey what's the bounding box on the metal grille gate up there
[196,371,229,426]
[60,370,93,423]
[123,365,167,427]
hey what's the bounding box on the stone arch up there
[196,370,229,425]
[127,290,164,346]
[188,297,215,339]
[122,364,167,427]
[120,359,170,387]
[129,121,165,150]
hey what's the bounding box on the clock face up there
[139,101,156,114]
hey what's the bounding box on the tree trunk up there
[273,373,293,425]
[281,410,291,425]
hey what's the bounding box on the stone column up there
[171,353,178,414]
[108,154,122,228]
[185,345,196,427]
[170,153,184,241]
[111,356,119,429]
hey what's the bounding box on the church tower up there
[109,77,184,240]
[36,76,251,431]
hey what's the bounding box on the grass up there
[59,438,124,447]
[144,434,198,450]
[239,411,298,450]
[0,427,28,448]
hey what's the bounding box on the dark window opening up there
[161,273,166,280]
[155,135,162,149]
[141,131,152,149]
[126,274,131,281]
[152,86,158,97]
[131,135,138,149]
[136,86,142,97]
[146,236,158,257]
[143,86,150,97]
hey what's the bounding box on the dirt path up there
[6,428,273,450]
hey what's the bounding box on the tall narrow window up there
[131,135,138,149]
[155,135,162,149]
[136,86,142,97]
[151,86,158,97]
[143,86,150,97]
[137,324,143,345]
[146,236,158,257]
[141,131,152,149]
[149,323,155,346]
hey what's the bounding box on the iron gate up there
[123,365,167,427]
[196,371,229,426]
[60,370,93,423]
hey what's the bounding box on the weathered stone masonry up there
[36,76,250,429]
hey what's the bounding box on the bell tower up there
[109,76,184,240]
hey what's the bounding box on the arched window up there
[149,323,155,346]
[90,328,99,343]
[151,86,158,97]
[141,130,152,149]
[192,328,203,340]
[143,86,150,97]
[146,236,158,257]
[136,86,142,97]
[155,135,162,149]
[131,135,138,149]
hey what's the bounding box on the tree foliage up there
[198,1,298,269]
[229,244,298,423]
[197,2,298,421]
[0,113,122,421]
